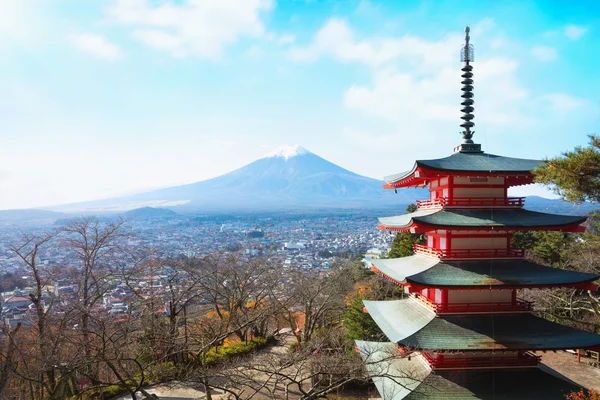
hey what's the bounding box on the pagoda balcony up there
[416,197,525,209]
[415,294,533,314]
[420,351,540,370]
[413,244,525,260]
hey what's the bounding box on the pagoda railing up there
[416,197,525,209]
[415,294,533,314]
[413,244,525,260]
[420,351,540,369]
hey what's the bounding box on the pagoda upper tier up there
[378,208,586,233]
[364,298,600,352]
[371,256,600,290]
[384,151,541,189]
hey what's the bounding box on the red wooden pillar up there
[442,289,449,309]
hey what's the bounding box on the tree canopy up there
[535,135,600,203]
[387,204,423,258]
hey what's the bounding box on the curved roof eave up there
[383,152,541,187]
[364,298,600,351]
[379,209,587,231]
[355,341,582,400]
[373,256,600,288]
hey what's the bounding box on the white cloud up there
[276,34,296,45]
[108,0,273,58]
[471,18,496,36]
[538,93,589,115]
[0,0,51,43]
[0,0,36,39]
[213,139,240,146]
[344,57,530,129]
[289,18,590,160]
[564,25,587,40]
[289,18,462,70]
[531,46,557,62]
[71,33,123,62]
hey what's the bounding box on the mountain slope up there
[54,145,423,213]
[124,207,179,218]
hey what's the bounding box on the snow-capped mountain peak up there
[265,144,310,160]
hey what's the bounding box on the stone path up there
[111,332,297,400]
[541,350,600,391]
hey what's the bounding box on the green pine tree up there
[387,232,419,258]
[535,134,600,203]
[343,295,383,341]
[386,204,423,258]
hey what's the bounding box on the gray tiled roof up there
[384,152,541,183]
[365,298,600,351]
[379,209,587,230]
[355,341,581,399]
[355,341,429,400]
[407,368,580,399]
[372,256,600,288]
[363,299,435,343]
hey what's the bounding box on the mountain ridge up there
[7,145,596,217]
[50,146,422,213]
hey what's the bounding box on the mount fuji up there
[53,145,423,213]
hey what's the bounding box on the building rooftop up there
[364,298,600,351]
[372,256,600,288]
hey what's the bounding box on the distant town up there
[0,212,392,323]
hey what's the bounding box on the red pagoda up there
[356,26,600,399]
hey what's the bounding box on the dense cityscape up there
[0,213,393,326]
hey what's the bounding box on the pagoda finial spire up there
[460,25,475,144]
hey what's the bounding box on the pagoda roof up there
[356,341,580,400]
[372,255,600,288]
[364,298,600,351]
[379,208,586,232]
[384,152,541,188]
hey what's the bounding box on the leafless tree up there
[273,268,352,345]
[0,303,21,398]
[60,217,127,380]
[195,254,281,342]
[8,232,84,400]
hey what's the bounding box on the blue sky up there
[1,0,599,210]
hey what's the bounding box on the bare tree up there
[0,303,21,398]
[61,217,127,381]
[195,255,281,343]
[8,232,84,400]
[188,327,423,400]
[273,268,352,345]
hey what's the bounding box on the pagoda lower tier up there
[363,298,600,352]
[356,341,582,400]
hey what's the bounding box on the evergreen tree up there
[535,134,600,203]
[386,204,423,258]
[343,295,383,341]
[406,203,418,213]
[387,232,419,258]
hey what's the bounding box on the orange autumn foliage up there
[345,282,374,306]
[566,390,600,400]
